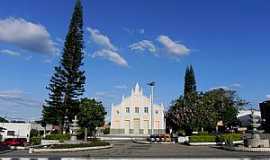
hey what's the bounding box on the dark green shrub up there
[50,141,110,149]
[189,135,216,142]
[30,129,39,138]
[31,136,42,145]
[45,134,70,141]
[197,132,209,136]
[103,128,110,134]
[189,133,242,143]
[222,133,242,144]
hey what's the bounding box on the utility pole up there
[147,82,155,135]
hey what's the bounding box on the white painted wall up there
[0,123,53,142]
[0,123,31,142]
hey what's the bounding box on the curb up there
[132,140,151,144]
[189,140,243,146]
[31,144,113,153]
[223,146,270,152]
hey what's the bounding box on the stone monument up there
[245,109,269,148]
[70,115,80,142]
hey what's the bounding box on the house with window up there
[0,122,53,142]
[110,83,165,135]
[0,123,32,142]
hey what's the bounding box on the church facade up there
[110,83,165,135]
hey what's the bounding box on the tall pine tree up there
[42,0,85,129]
[184,65,197,97]
[60,0,85,122]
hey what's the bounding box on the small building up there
[237,110,261,127]
[0,123,31,142]
[0,122,53,142]
[110,83,165,136]
[260,101,270,132]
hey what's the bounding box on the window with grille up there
[135,107,139,113]
[126,107,130,113]
[144,107,148,113]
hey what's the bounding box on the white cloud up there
[231,83,241,88]
[0,49,20,56]
[0,89,24,98]
[25,55,32,61]
[123,27,145,35]
[95,91,117,99]
[43,58,52,64]
[114,85,128,89]
[0,89,42,120]
[138,29,145,34]
[92,49,128,67]
[87,27,117,51]
[129,40,156,53]
[266,95,270,99]
[209,83,241,91]
[157,35,190,56]
[209,86,230,91]
[0,17,57,55]
[0,89,40,107]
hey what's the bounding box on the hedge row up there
[189,133,242,143]
[45,134,70,141]
[30,136,42,145]
[190,135,216,142]
[51,141,110,149]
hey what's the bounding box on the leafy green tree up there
[196,92,218,132]
[42,0,85,130]
[166,94,199,135]
[166,65,199,135]
[78,98,106,141]
[166,65,246,134]
[203,88,246,129]
[0,116,8,123]
[184,65,197,98]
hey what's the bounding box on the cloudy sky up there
[0,0,270,121]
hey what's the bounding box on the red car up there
[3,138,27,146]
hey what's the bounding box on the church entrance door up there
[134,118,140,135]
[144,120,149,135]
[124,120,130,134]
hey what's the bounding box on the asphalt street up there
[1,141,270,159]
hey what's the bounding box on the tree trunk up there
[84,127,88,141]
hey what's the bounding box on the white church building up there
[110,83,165,135]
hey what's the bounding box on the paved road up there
[1,141,270,158]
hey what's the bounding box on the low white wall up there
[41,140,60,145]
[97,136,146,141]
[31,144,113,153]
[189,140,243,146]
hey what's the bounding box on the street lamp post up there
[147,82,155,135]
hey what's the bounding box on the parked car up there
[159,134,165,142]
[3,138,27,146]
[0,143,10,151]
[164,134,171,142]
[148,134,158,142]
[148,134,171,142]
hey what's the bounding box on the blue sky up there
[0,0,270,121]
